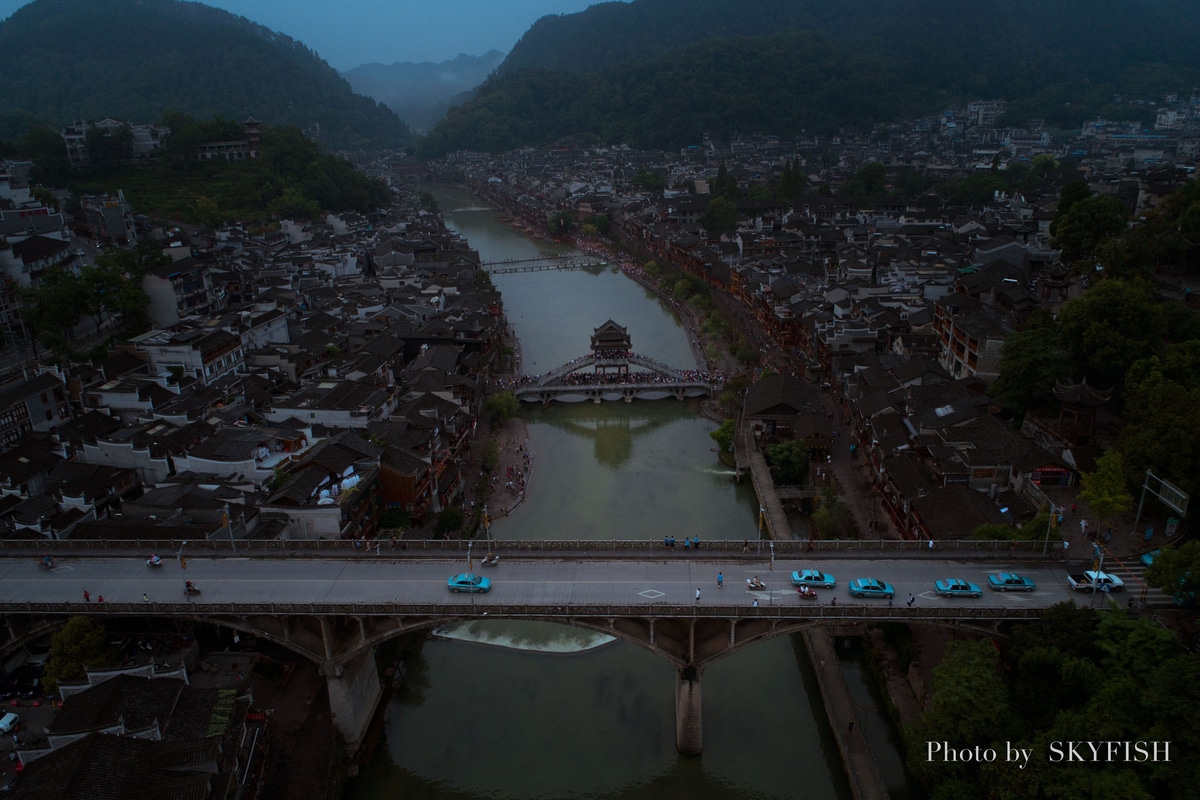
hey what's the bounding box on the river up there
[345,185,859,800]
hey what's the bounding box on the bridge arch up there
[0,602,1026,756]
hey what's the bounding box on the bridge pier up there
[675,665,703,755]
[324,648,382,754]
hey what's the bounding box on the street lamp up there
[1090,544,1106,608]
[467,540,473,572]
[1042,505,1058,556]
[769,540,774,572]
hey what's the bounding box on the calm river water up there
[345,185,857,800]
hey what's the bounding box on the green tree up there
[191,195,224,228]
[30,186,58,211]
[1118,363,1200,495]
[1050,180,1092,236]
[1145,541,1200,602]
[1077,450,1134,524]
[434,507,464,536]
[765,440,808,484]
[1052,193,1128,266]
[633,168,666,192]
[709,418,736,454]
[700,196,739,233]
[839,161,887,201]
[989,309,1069,416]
[713,162,739,201]
[811,490,853,539]
[1058,279,1163,389]
[44,617,117,691]
[970,522,1020,540]
[20,266,87,358]
[269,186,321,220]
[483,391,520,424]
[549,211,577,234]
[907,639,1013,787]
[777,158,807,201]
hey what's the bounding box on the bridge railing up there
[0,537,1064,558]
[0,600,1046,621]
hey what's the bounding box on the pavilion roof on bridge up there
[591,320,631,351]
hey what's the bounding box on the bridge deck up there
[0,554,1091,617]
[482,257,608,275]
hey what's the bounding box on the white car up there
[0,712,19,734]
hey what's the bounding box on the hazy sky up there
[0,0,621,71]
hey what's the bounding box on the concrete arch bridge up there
[0,553,1073,755]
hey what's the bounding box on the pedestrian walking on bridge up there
[717,572,724,588]
[695,588,701,603]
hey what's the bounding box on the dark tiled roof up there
[49,675,184,735]
[743,373,813,418]
[911,484,1008,540]
[12,732,219,800]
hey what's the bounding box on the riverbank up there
[487,416,535,521]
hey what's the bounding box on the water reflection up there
[527,404,677,470]
[349,629,850,800]
[492,401,759,542]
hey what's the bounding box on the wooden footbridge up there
[482,255,609,274]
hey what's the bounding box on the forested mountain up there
[502,0,1200,82]
[424,0,1200,154]
[0,0,410,149]
[343,51,505,134]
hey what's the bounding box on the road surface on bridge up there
[0,556,1092,611]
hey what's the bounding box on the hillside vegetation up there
[0,0,410,149]
[17,114,391,223]
[425,0,1200,154]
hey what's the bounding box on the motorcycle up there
[481,553,500,567]
[796,586,818,599]
[746,578,766,591]
[37,556,56,570]
[183,582,201,597]
[146,555,163,568]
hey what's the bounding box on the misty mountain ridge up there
[0,0,410,149]
[343,50,505,134]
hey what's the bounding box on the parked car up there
[790,569,836,589]
[1067,571,1124,592]
[448,573,491,594]
[935,578,983,598]
[986,573,1036,592]
[16,678,41,699]
[0,712,18,734]
[3,666,42,699]
[1141,549,1160,567]
[24,641,51,667]
[847,578,895,599]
